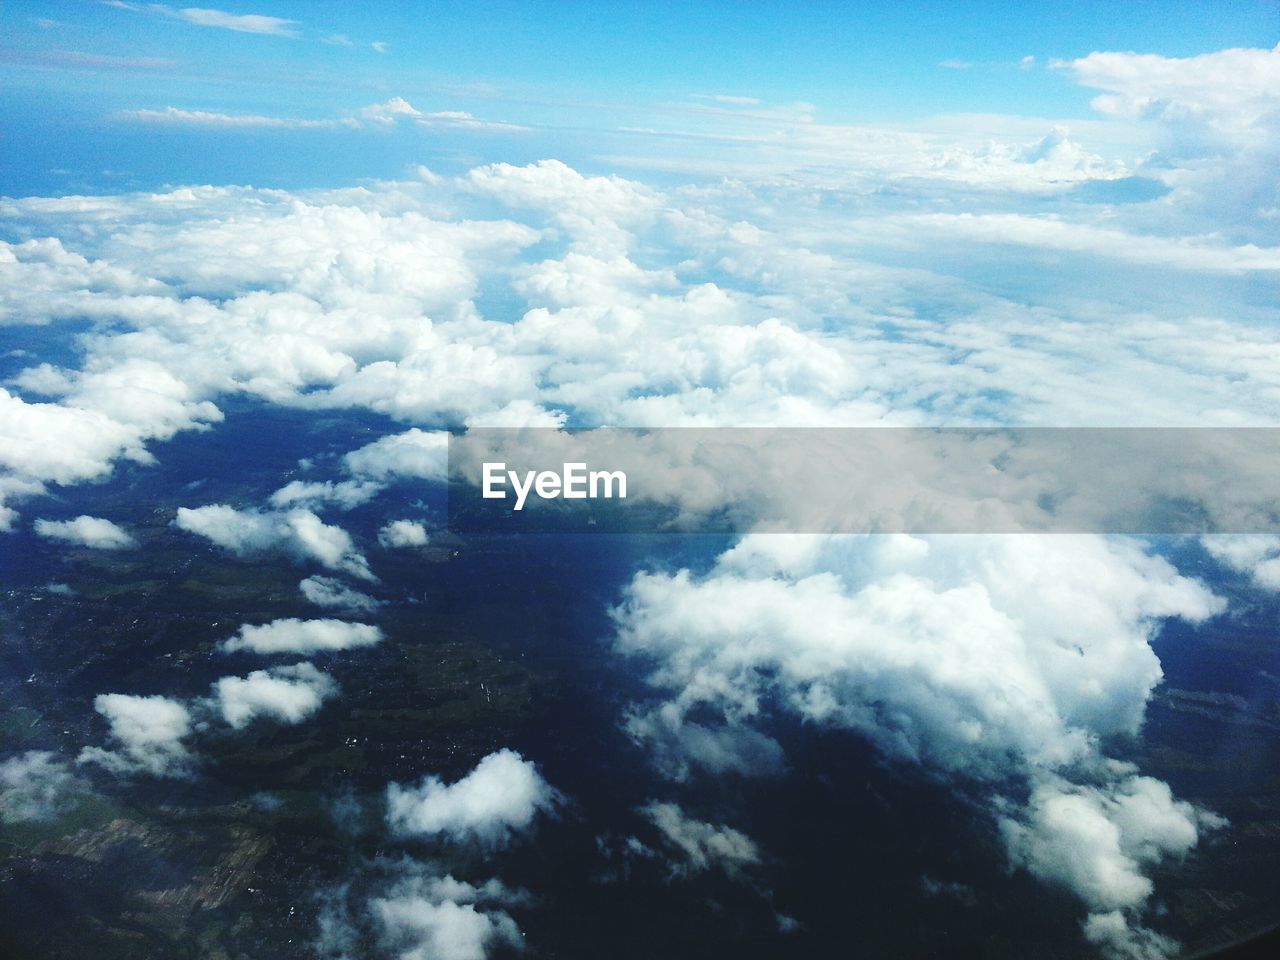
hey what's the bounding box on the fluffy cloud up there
[378,520,429,548]
[1202,535,1280,591]
[78,693,194,777]
[221,617,383,655]
[613,533,1223,952]
[638,801,761,879]
[386,749,557,847]
[316,859,531,960]
[299,575,382,614]
[268,479,383,511]
[366,861,526,960]
[34,515,136,549]
[174,505,375,580]
[343,429,449,483]
[212,662,338,728]
[1003,771,1224,960]
[0,751,87,823]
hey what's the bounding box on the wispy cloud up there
[119,106,341,128]
[105,3,300,38]
[691,93,761,106]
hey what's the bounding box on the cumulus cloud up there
[34,514,136,549]
[299,575,382,614]
[638,801,761,879]
[379,520,429,548]
[78,693,194,777]
[316,858,531,960]
[174,505,375,580]
[1202,535,1280,591]
[268,479,383,511]
[613,533,1224,951]
[343,429,449,483]
[212,662,337,728]
[0,751,88,823]
[1003,771,1224,960]
[386,749,557,847]
[221,617,383,655]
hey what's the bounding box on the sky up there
[3,4,1280,960]
[2,1,1278,192]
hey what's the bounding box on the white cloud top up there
[386,749,557,846]
[213,662,338,728]
[78,693,194,777]
[34,515,136,549]
[175,505,374,580]
[221,617,384,655]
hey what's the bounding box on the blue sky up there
[2,1,1277,193]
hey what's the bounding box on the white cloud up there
[638,800,760,879]
[1202,534,1280,591]
[221,617,383,655]
[613,533,1224,951]
[1003,772,1224,960]
[300,575,382,614]
[213,662,337,728]
[379,520,429,548]
[149,4,300,37]
[0,751,87,823]
[34,514,136,549]
[119,107,337,128]
[174,505,375,580]
[269,479,383,511]
[78,693,193,777]
[370,861,525,960]
[344,429,449,482]
[386,749,557,847]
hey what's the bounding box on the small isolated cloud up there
[0,751,87,823]
[639,801,761,879]
[368,860,525,960]
[1003,772,1224,959]
[378,520,429,549]
[300,575,381,614]
[1202,534,1280,591]
[115,4,301,37]
[357,98,527,133]
[34,514,135,549]
[119,106,337,128]
[78,693,193,777]
[323,33,354,47]
[213,662,337,728]
[221,617,384,655]
[371,41,388,54]
[344,428,449,482]
[386,749,557,847]
[268,479,383,511]
[939,59,973,70]
[692,93,762,106]
[174,504,375,580]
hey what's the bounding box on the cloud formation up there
[387,749,557,847]
[221,617,384,655]
[213,662,338,728]
[638,801,761,879]
[378,520,429,548]
[299,575,382,614]
[34,514,136,549]
[175,505,375,580]
[0,751,87,823]
[78,693,194,777]
[613,533,1224,953]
